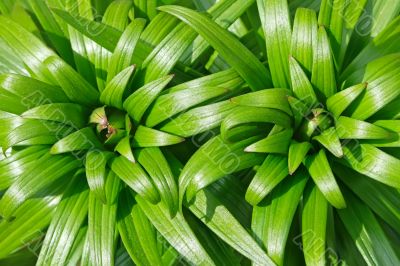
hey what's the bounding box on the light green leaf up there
[124,75,173,125]
[0,154,79,219]
[133,126,184,147]
[288,140,312,175]
[111,156,160,204]
[258,0,291,88]
[341,143,400,188]
[85,150,113,203]
[118,189,163,266]
[337,188,400,265]
[136,147,179,217]
[313,127,343,157]
[230,88,293,115]
[107,19,146,82]
[244,128,293,154]
[37,176,89,266]
[101,65,135,109]
[44,56,100,106]
[289,56,318,107]
[115,136,135,162]
[146,86,228,127]
[136,196,215,266]
[221,106,292,141]
[311,26,336,99]
[245,154,288,206]
[159,5,271,91]
[335,116,396,140]
[304,149,346,208]
[291,7,317,74]
[252,169,308,265]
[50,127,102,154]
[326,83,366,118]
[22,103,89,129]
[302,183,328,266]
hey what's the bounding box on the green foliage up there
[0,0,399,265]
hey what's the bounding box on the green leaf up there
[133,126,184,147]
[160,100,238,137]
[52,8,122,52]
[337,188,400,265]
[100,65,135,109]
[287,96,310,128]
[50,127,102,154]
[118,189,163,266]
[136,147,179,217]
[302,183,328,266]
[142,22,196,83]
[0,74,69,104]
[44,56,100,106]
[124,75,173,125]
[252,169,308,265]
[304,149,346,208]
[159,5,271,91]
[0,146,48,190]
[311,26,336,99]
[37,176,89,266]
[348,54,400,120]
[244,128,293,154]
[221,106,292,141]
[333,163,400,234]
[115,136,135,162]
[0,154,79,219]
[258,0,291,88]
[0,192,61,258]
[111,156,160,204]
[187,187,275,265]
[136,196,215,266]
[367,120,400,147]
[291,7,317,74]
[335,116,396,140]
[146,86,228,127]
[179,134,264,206]
[85,150,113,203]
[107,19,146,82]
[3,120,72,149]
[289,56,318,107]
[27,0,74,64]
[341,143,400,189]
[86,172,120,266]
[288,140,312,174]
[0,15,55,81]
[22,103,89,129]
[245,154,288,206]
[230,88,293,115]
[313,127,343,157]
[326,83,366,118]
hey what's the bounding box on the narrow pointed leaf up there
[244,129,293,154]
[304,149,346,208]
[230,88,293,115]
[289,56,318,106]
[245,154,288,206]
[252,169,308,265]
[159,5,271,90]
[101,66,135,109]
[124,75,173,124]
[133,126,184,147]
[311,26,336,99]
[326,83,366,117]
[302,183,328,266]
[50,127,102,154]
[313,127,343,157]
[288,141,312,174]
[111,156,160,204]
[336,116,396,140]
[44,56,99,106]
[136,147,179,217]
[115,136,135,162]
